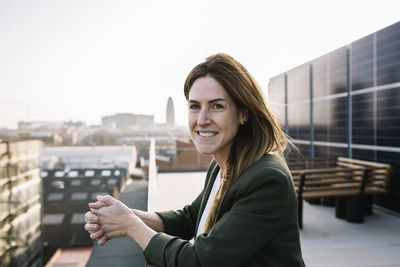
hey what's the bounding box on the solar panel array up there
[269,21,400,212]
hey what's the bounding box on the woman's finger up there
[98,235,107,246]
[90,229,105,240]
[84,211,98,223]
[89,200,108,210]
[96,195,118,206]
[84,223,99,232]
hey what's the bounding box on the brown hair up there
[184,53,288,234]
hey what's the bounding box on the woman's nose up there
[197,108,211,126]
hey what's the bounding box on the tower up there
[166,97,175,127]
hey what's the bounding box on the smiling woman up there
[187,75,244,164]
[85,53,305,267]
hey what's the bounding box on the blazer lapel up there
[194,163,220,234]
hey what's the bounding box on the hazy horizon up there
[1,0,399,129]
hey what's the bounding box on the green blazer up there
[144,154,305,267]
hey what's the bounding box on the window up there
[71,179,81,186]
[47,193,64,201]
[71,213,85,224]
[85,170,95,177]
[101,170,111,176]
[43,214,64,225]
[67,171,79,177]
[107,179,117,185]
[55,171,65,177]
[50,180,64,189]
[91,179,101,186]
[71,192,88,201]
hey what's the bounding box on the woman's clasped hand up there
[84,195,140,246]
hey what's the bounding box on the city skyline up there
[1,0,399,129]
[10,97,176,129]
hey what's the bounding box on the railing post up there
[147,138,158,212]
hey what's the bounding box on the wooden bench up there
[337,157,392,196]
[289,157,392,228]
[291,167,365,228]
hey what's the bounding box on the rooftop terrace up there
[85,170,400,267]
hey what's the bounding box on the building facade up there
[0,140,43,267]
[269,21,400,212]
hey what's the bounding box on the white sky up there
[0,0,399,129]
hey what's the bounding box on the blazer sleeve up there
[144,166,294,267]
[155,190,203,240]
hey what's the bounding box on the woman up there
[85,53,305,266]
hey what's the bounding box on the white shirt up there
[196,170,221,238]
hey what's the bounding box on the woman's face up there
[188,76,244,163]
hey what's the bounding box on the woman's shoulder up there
[230,153,295,202]
[247,153,290,176]
[236,153,293,189]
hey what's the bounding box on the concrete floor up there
[300,202,400,267]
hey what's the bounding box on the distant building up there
[63,120,86,128]
[157,138,212,172]
[166,97,175,127]
[0,140,43,267]
[102,113,135,130]
[133,135,175,160]
[269,21,400,213]
[134,114,154,129]
[101,113,154,130]
[18,121,62,130]
[16,120,84,146]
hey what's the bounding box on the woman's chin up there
[197,149,214,156]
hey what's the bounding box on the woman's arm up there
[85,195,158,250]
[85,196,165,246]
[132,208,165,232]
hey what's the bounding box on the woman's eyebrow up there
[188,98,227,104]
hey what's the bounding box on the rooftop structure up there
[269,20,400,213]
[42,145,137,175]
[42,168,126,263]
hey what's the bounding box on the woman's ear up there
[240,108,249,125]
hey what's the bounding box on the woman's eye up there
[213,104,223,109]
[189,104,200,110]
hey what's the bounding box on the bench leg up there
[363,195,373,215]
[322,197,335,206]
[335,197,346,219]
[307,198,321,205]
[345,196,364,223]
[298,197,303,229]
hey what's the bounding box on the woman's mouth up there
[197,131,217,137]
